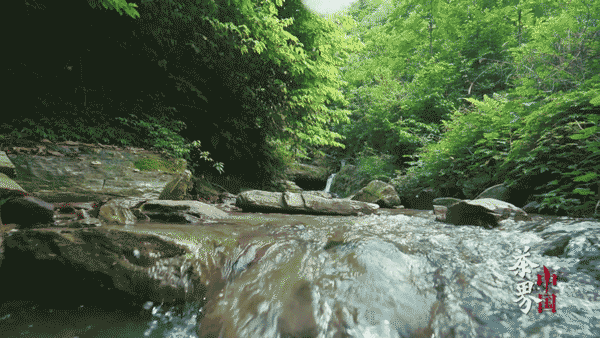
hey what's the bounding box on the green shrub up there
[354,147,396,182]
[503,80,600,216]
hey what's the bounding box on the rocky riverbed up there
[1,140,598,337]
[1,208,599,338]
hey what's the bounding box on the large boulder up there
[439,202,499,228]
[159,169,193,200]
[0,151,17,180]
[236,190,285,211]
[141,200,230,223]
[282,192,306,211]
[0,228,202,305]
[438,198,531,229]
[303,191,334,199]
[1,169,54,228]
[351,180,401,208]
[237,190,379,216]
[467,198,532,222]
[0,172,28,199]
[475,183,510,202]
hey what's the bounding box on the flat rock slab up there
[4,143,187,202]
[237,190,379,216]
[142,200,231,220]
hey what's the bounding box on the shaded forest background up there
[3,0,600,216]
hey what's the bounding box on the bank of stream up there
[1,208,599,337]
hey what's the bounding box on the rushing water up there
[1,209,599,337]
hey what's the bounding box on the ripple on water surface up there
[0,299,202,338]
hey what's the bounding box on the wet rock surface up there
[0,208,599,337]
[237,189,380,216]
[0,227,201,305]
[1,142,599,337]
[187,212,600,338]
[1,140,186,202]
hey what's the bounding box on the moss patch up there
[134,157,186,174]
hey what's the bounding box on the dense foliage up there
[4,0,357,191]
[333,0,600,216]
[3,0,600,215]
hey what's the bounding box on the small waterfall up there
[324,173,336,193]
[323,160,347,193]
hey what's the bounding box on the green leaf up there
[573,172,598,182]
[573,188,595,196]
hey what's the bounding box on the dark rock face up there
[446,201,500,228]
[440,198,532,229]
[0,228,202,305]
[1,196,54,229]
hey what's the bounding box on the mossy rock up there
[159,170,194,200]
[134,157,186,174]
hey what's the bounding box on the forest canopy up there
[3,0,600,216]
[329,0,600,216]
[4,0,357,189]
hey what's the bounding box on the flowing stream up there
[1,209,599,337]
